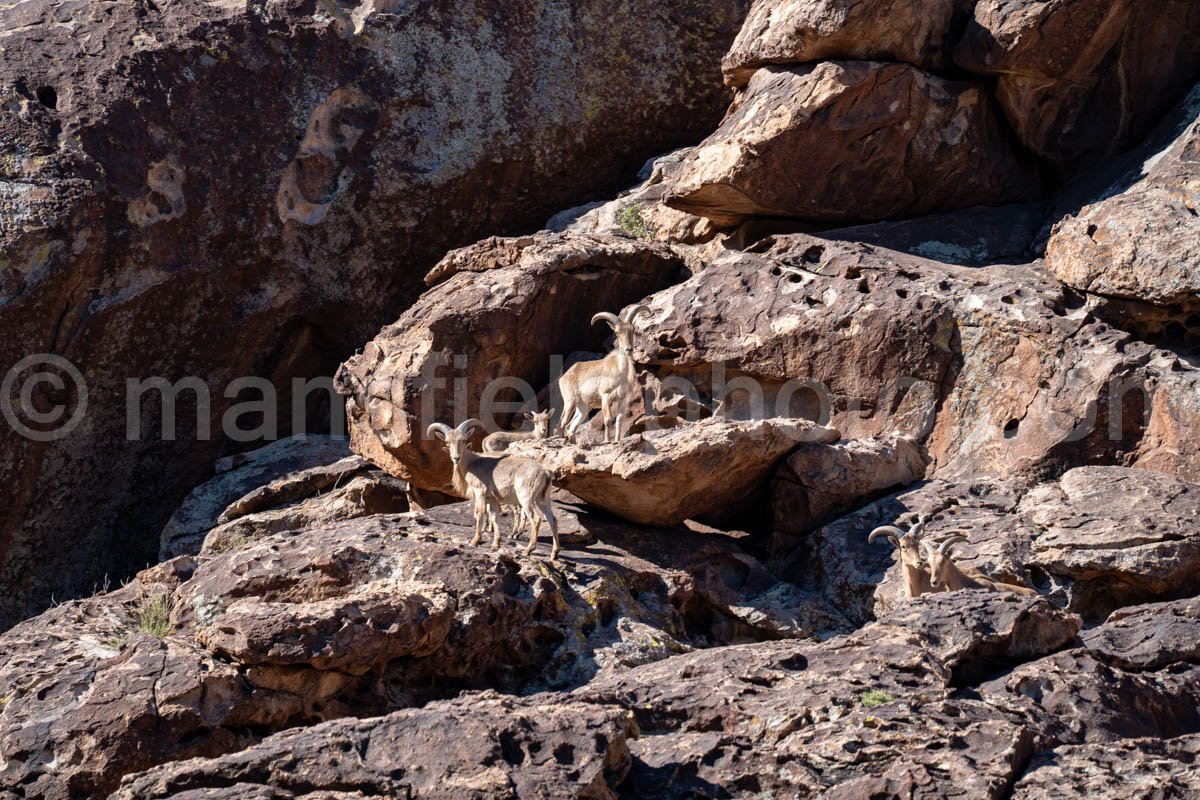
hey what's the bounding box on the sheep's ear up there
[523,411,534,421]
[427,423,451,441]
[921,541,936,561]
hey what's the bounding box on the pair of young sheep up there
[425,305,651,561]
[869,513,1037,598]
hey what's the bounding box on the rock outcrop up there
[335,233,689,496]
[1046,84,1200,314]
[956,0,1200,171]
[511,418,840,527]
[723,0,976,86]
[0,0,749,629]
[664,62,1040,227]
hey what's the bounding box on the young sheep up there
[868,513,934,598]
[428,420,560,561]
[922,535,1038,596]
[482,410,552,453]
[558,305,651,443]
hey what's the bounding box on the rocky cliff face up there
[0,0,748,629]
[3,0,1200,796]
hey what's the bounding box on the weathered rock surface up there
[0,0,749,629]
[802,467,1200,625]
[770,433,928,556]
[723,0,975,86]
[664,62,1040,227]
[201,457,409,555]
[113,692,638,800]
[956,0,1200,172]
[1082,596,1200,671]
[0,500,830,795]
[632,235,1200,487]
[1046,84,1200,313]
[335,233,689,496]
[1012,735,1200,799]
[511,417,839,527]
[158,435,353,559]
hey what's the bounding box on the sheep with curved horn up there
[428,419,560,561]
[557,304,652,443]
[922,533,1038,596]
[482,410,552,453]
[868,512,933,598]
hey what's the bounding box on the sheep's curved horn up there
[868,526,902,547]
[456,419,484,435]
[621,304,653,323]
[427,423,452,440]
[938,534,970,555]
[591,312,621,329]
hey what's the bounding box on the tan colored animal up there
[868,513,934,598]
[923,535,1038,596]
[558,305,651,443]
[482,410,552,453]
[428,420,560,561]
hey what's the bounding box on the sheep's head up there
[525,410,552,438]
[868,513,929,573]
[923,535,969,590]
[592,305,652,353]
[427,419,483,467]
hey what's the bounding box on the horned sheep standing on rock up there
[869,513,934,598]
[428,420,560,561]
[557,305,651,443]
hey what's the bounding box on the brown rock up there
[112,692,637,800]
[956,0,1200,171]
[664,62,1039,227]
[1082,596,1200,671]
[1020,467,1200,618]
[770,433,929,556]
[334,233,688,496]
[201,460,409,555]
[0,0,749,630]
[1012,735,1200,799]
[512,417,839,527]
[632,235,1200,487]
[723,0,975,86]
[158,436,355,560]
[982,650,1200,744]
[1046,84,1200,311]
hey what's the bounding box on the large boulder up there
[630,235,1200,487]
[1046,83,1200,312]
[723,0,975,86]
[0,0,749,629]
[956,0,1200,172]
[513,417,840,527]
[663,61,1040,227]
[1012,735,1200,799]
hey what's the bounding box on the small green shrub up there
[617,204,653,240]
[135,593,175,638]
[859,689,894,709]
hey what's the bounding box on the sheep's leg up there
[509,507,524,541]
[523,502,541,557]
[489,501,503,550]
[565,407,586,443]
[539,499,559,562]
[600,395,613,443]
[559,398,577,439]
[614,410,624,441]
[469,496,484,546]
